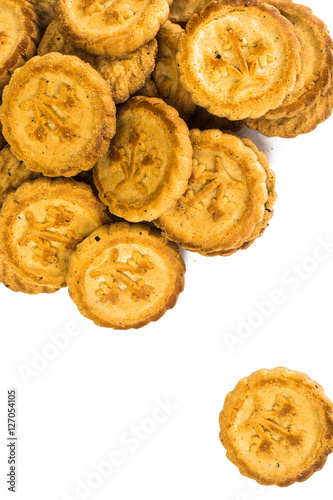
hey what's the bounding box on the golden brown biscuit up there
[176,0,301,120]
[0,53,116,177]
[153,21,196,119]
[0,178,111,292]
[0,0,40,95]
[0,145,39,208]
[155,129,270,255]
[54,0,171,57]
[38,22,158,104]
[93,96,193,222]
[0,256,59,294]
[245,0,333,136]
[219,367,333,486]
[27,0,54,27]
[67,222,186,329]
[261,0,333,120]
[202,137,276,256]
[246,69,333,137]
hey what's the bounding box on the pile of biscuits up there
[1,0,333,485]
[0,0,332,332]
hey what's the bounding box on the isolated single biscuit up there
[67,222,186,329]
[0,178,111,291]
[93,96,193,222]
[176,0,301,120]
[54,0,171,57]
[0,0,40,95]
[0,53,116,177]
[155,129,270,255]
[38,22,158,104]
[219,367,333,486]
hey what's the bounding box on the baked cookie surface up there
[54,0,171,57]
[153,21,196,119]
[93,96,193,222]
[0,53,116,177]
[0,178,111,291]
[155,129,270,254]
[246,0,333,136]
[67,222,185,329]
[219,367,333,486]
[176,0,301,120]
[38,21,158,105]
[0,0,40,95]
[0,145,39,208]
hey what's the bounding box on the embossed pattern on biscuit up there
[219,367,333,486]
[54,0,171,57]
[93,96,193,222]
[0,178,112,290]
[265,0,333,119]
[67,223,186,329]
[0,53,116,177]
[176,0,301,120]
[156,129,269,254]
[38,22,158,105]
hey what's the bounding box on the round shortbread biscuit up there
[67,222,186,329]
[176,0,301,120]
[155,129,270,255]
[93,96,193,222]
[0,178,112,291]
[219,367,333,486]
[54,0,171,57]
[0,53,116,177]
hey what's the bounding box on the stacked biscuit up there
[0,0,332,329]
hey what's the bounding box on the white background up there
[1,1,333,498]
